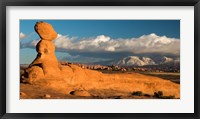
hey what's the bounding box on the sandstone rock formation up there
[25,22,61,83]
[21,21,180,99]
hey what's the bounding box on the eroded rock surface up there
[24,22,61,83]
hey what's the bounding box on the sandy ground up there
[20,83,156,99]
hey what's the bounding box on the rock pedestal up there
[26,22,61,83]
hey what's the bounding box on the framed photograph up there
[0,0,199,118]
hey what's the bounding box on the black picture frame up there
[0,0,199,119]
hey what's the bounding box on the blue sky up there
[20,20,180,39]
[20,20,180,64]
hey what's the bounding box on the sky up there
[20,20,180,64]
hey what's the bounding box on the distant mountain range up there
[93,56,180,67]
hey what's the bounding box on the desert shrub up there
[132,91,143,96]
[143,94,151,97]
[154,91,163,98]
[157,91,163,96]
[154,91,175,99]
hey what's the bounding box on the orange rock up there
[20,92,26,96]
[30,40,61,76]
[27,66,44,83]
[34,21,57,41]
[44,94,51,98]
[26,22,61,83]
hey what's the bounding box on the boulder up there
[27,66,44,83]
[34,21,57,41]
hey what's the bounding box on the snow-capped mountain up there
[160,56,174,64]
[114,56,145,66]
[154,56,180,65]
[110,56,155,66]
[142,57,156,65]
[109,56,179,66]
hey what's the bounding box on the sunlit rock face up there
[26,22,61,83]
[34,21,57,41]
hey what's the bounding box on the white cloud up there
[21,33,180,55]
[19,32,26,39]
[53,34,74,49]
[21,39,40,48]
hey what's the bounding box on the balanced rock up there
[26,21,61,83]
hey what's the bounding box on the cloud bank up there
[20,33,180,55]
[19,32,26,40]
